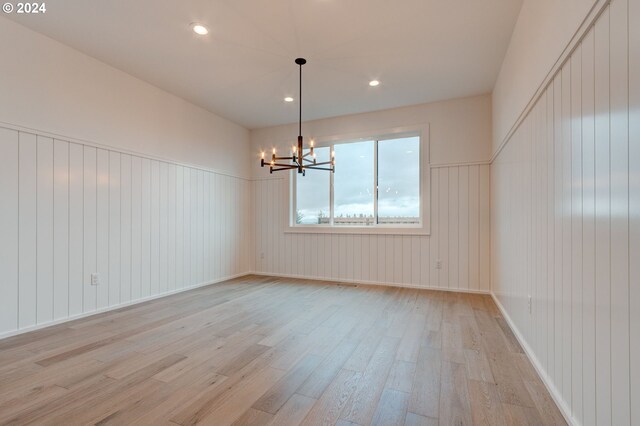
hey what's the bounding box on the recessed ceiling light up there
[192,24,209,35]
[369,80,380,87]
[284,97,294,102]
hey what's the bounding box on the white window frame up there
[284,123,430,236]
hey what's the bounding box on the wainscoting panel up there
[252,163,491,291]
[0,124,252,337]
[491,0,638,423]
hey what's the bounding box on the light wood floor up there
[0,275,565,426]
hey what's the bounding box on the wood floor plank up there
[464,348,495,384]
[371,388,409,426]
[252,354,323,414]
[396,314,427,362]
[297,339,360,399]
[404,412,438,426]
[439,360,472,426]
[523,380,567,425]
[408,345,440,418]
[386,360,416,393]
[339,336,400,424]
[0,275,561,426]
[502,402,546,425]
[267,393,316,426]
[182,366,285,426]
[300,368,362,426]
[231,408,274,426]
[467,379,507,426]
[496,379,536,408]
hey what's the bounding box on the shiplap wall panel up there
[175,165,184,290]
[68,143,84,316]
[581,27,596,426]
[439,170,449,288]
[544,83,555,385]
[560,62,571,403]
[19,133,37,328]
[609,1,631,424]
[448,168,459,289]
[0,124,251,338]
[458,167,469,290]
[552,70,564,402]
[491,0,637,422]
[96,149,109,310]
[570,46,583,422]
[197,170,204,286]
[36,136,54,324]
[158,162,168,295]
[203,169,209,284]
[218,176,224,274]
[150,161,160,296]
[468,165,479,292]
[594,9,612,425]
[630,0,640,421]
[109,151,121,306]
[252,164,490,291]
[130,156,142,301]
[0,128,19,333]
[376,235,385,283]
[429,169,439,288]
[120,154,132,304]
[217,175,223,280]
[168,163,176,293]
[183,168,191,286]
[53,140,70,320]
[83,146,97,313]
[478,164,491,290]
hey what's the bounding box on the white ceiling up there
[7,0,523,129]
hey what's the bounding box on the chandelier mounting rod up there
[295,57,306,138]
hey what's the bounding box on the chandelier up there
[260,58,335,176]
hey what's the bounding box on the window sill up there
[284,225,429,236]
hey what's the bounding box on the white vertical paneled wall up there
[491,0,639,423]
[252,164,491,292]
[0,124,252,337]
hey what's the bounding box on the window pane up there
[296,146,330,224]
[377,136,420,224]
[334,140,374,225]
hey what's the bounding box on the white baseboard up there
[250,271,490,295]
[0,271,251,341]
[490,293,577,426]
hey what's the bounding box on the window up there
[295,146,330,224]
[334,140,374,225]
[377,136,420,224]
[293,134,422,228]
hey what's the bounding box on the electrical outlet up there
[91,273,100,286]
[436,260,442,269]
[528,295,532,314]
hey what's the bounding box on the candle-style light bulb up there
[310,140,314,147]
[332,150,335,158]
[261,152,265,159]
[272,147,276,154]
